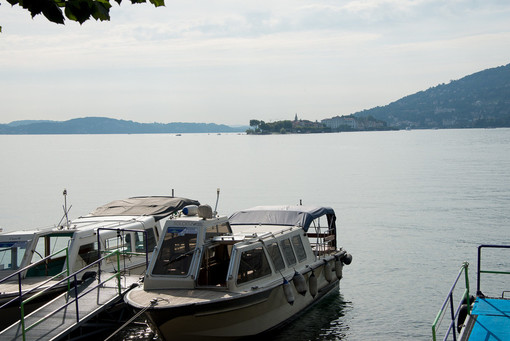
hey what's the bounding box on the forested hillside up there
[354,63,510,129]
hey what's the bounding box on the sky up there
[1,0,509,126]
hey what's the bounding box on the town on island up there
[246,114,391,134]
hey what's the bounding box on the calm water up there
[1,129,509,340]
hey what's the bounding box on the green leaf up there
[42,2,65,24]
[65,0,93,24]
[149,0,165,7]
[20,0,45,17]
[91,0,111,21]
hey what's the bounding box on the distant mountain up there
[0,117,246,134]
[353,63,510,129]
[7,120,56,127]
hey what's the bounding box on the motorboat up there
[432,244,510,341]
[125,204,352,340]
[0,195,199,330]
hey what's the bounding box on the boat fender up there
[309,271,318,298]
[182,205,198,216]
[283,278,295,305]
[341,253,353,265]
[457,304,469,333]
[324,260,333,282]
[293,271,307,296]
[335,259,343,280]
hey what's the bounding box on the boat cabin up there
[143,205,339,292]
[0,215,160,281]
[0,196,200,281]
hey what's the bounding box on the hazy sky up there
[1,0,509,126]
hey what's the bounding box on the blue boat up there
[432,244,510,341]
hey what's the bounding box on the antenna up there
[213,188,220,215]
[57,189,72,228]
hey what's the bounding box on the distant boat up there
[125,204,352,340]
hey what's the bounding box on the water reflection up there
[258,291,351,341]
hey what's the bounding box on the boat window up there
[292,235,307,262]
[152,227,198,276]
[133,229,157,253]
[0,241,28,270]
[205,222,232,239]
[197,243,232,287]
[280,238,297,266]
[266,242,285,272]
[76,242,99,267]
[105,235,129,253]
[237,246,272,285]
[27,233,73,276]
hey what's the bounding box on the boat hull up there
[128,264,340,341]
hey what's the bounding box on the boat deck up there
[465,297,510,340]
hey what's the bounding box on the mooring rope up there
[104,297,165,341]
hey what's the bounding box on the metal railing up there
[0,247,70,310]
[96,227,150,279]
[476,244,510,297]
[432,262,471,341]
[19,250,122,341]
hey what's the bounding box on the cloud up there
[1,0,510,124]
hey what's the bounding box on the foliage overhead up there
[3,0,165,25]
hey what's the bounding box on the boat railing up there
[0,247,70,310]
[476,244,510,297]
[307,226,336,257]
[432,262,471,341]
[96,227,150,278]
[19,250,123,341]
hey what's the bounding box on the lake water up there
[1,128,509,340]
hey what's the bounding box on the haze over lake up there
[1,128,509,340]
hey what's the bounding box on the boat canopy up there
[229,205,336,232]
[89,196,200,221]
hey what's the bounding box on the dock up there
[463,297,510,340]
[0,275,140,341]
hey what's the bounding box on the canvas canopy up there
[229,205,336,232]
[89,196,200,221]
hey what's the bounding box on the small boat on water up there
[0,195,199,330]
[432,244,510,341]
[125,204,352,340]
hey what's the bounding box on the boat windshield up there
[27,233,74,277]
[152,226,198,276]
[0,241,29,271]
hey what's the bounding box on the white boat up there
[0,195,199,330]
[125,204,352,340]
